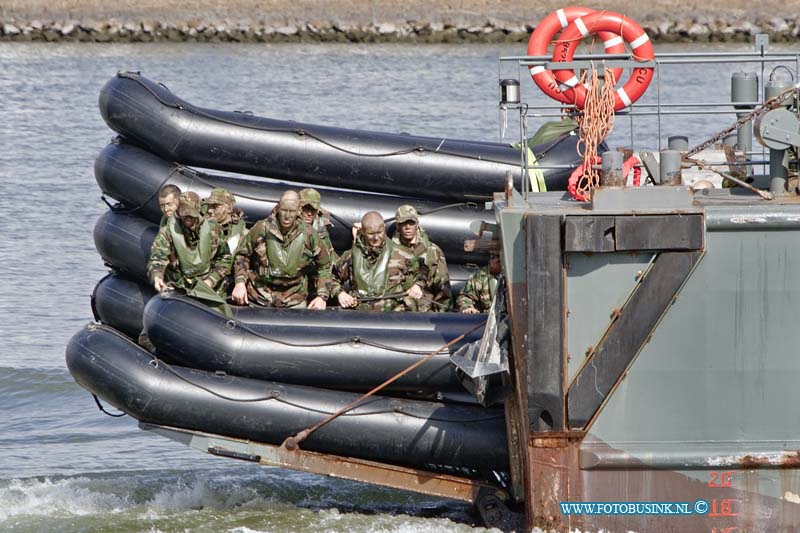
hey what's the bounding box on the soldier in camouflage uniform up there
[231,190,331,309]
[205,188,248,294]
[299,188,337,259]
[147,192,232,297]
[391,205,452,312]
[155,184,182,280]
[457,253,502,314]
[333,211,427,312]
[299,188,338,303]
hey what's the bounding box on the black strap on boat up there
[280,318,487,451]
[92,393,126,417]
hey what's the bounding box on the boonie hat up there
[395,205,419,224]
[177,192,201,218]
[206,188,234,207]
[299,188,321,211]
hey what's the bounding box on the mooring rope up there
[573,66,617,201]
[280,319,488,451]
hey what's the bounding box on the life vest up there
[352,239,393,297]
[264,224,308,279]
[167,217,215,279]
[222,218,246,255]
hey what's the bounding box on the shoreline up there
[1,18,798,44]
[2,10,798,44]
[2,18,798,44]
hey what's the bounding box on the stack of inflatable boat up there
[68,72,585,476]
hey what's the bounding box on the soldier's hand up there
[338,291,357,308]
[351,222,362,241]
[232,282,248,305]
[202,277,215,288]
[154,277,166,292]
[406,284,423,300]
[308,296,327,310]
[462,307,479,314]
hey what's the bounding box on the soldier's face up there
[208,202,231,224]
[278,199,300,230]
[398,220,417,243]
[489,255,501,276]
[364,224,386,249]
[301,205,316,224]
[160,194,180,218]
[181,215,199,230]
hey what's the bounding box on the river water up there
[0,40,791,532]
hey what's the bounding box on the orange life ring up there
[527,7,626,105]
[551,11,655,111]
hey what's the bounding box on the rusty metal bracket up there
[140,422,500,503]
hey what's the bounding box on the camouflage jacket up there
[313,210,339,261]
[332,237,427,312]
[216,217,248,292]
[456,266,499,313]
[307,211,338,301]
[234,215,332,308]
[391,227,452,312]
[147,216,232,291]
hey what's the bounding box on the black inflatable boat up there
[67,324,508,473]
[99,72,587,200]
[71,72,532,486]
[143,293,484,394]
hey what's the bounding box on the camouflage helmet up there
[299,188,321,211]
[177,191,201,218]
[395,204,419,224]
[206,187,234,208]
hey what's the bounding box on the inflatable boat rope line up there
[281,317,487,450]
[122,72,569,168]
[89,323,504,423]
[172,292,478,355]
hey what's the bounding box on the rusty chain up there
[686,84,799,157]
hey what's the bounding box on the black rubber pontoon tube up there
[92,209,473,294]
[66,324,509,472]
[93,210,157,279]
[95,140,491,264]
[99,72,584,200]
[92,273,156,339]
[144,294,483,393]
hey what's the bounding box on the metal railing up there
[497,35,800,194]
